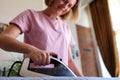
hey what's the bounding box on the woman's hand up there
[28,48,57,66]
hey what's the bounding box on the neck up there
[42,8,57,19]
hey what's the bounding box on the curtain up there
[89,0,119,77]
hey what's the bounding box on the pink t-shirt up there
[10,9,75,66]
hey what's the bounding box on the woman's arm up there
[0,24,56,65]
[68,47,84,76]
[0,24,32,53]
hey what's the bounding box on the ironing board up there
[0,77,120,80]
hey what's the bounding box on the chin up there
[56,12,63,16]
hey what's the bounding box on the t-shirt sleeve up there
[9,9,32,33]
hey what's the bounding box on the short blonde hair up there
[45,0,80,21]
[45,0,53,6]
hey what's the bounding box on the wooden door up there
[76,24,100,76]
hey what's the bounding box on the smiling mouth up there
[58,6,66,12]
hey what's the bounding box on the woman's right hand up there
[28,48,57,66]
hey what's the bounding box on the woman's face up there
[51,0,77,16]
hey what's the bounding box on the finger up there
[33,56,39,65]
[46,52,50,65]
[38,56,42,65]
[40,53,46,65]
[29,53,39,65]
[50,52,58,58]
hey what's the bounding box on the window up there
[108,0,120,65]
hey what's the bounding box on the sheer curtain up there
[108,0,120,77]
[90,0,119,77]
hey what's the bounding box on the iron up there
[19,57,77,77]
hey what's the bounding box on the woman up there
[0,0,83,76]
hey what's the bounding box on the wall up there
[0,0,44,23]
